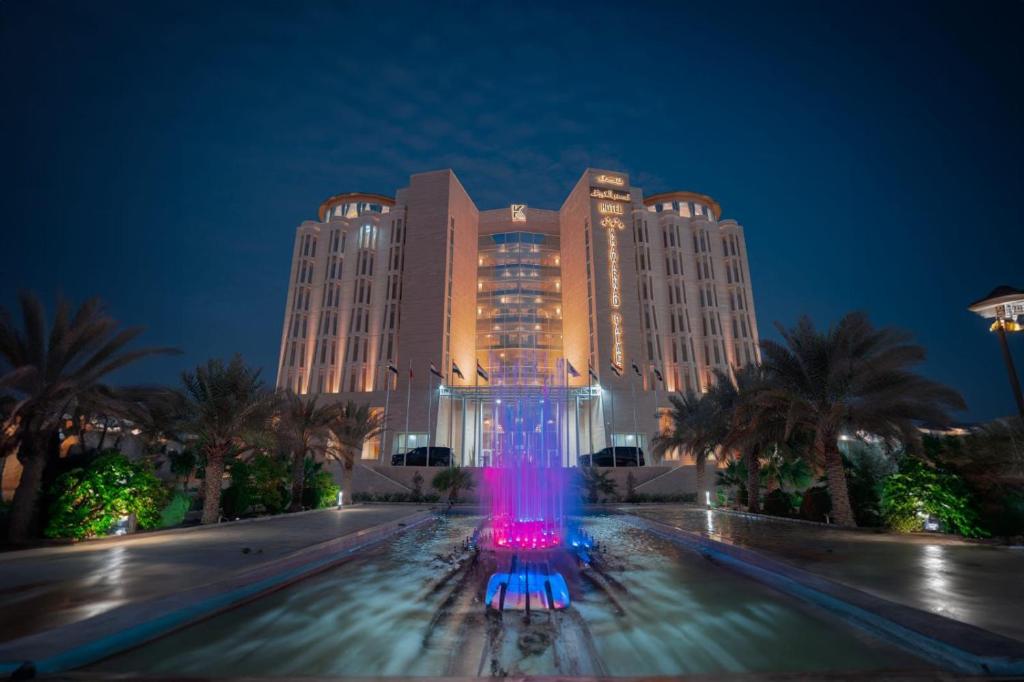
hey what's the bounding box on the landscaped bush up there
[716,460,748,506]
[799,485,831,522]
[432,467,475,504]
[302,458,340,509]
[880,457,986,538]
[762,488,795,516]
[622,492,697,504]
[576,467,617,503]
[840,440,896,527]
[45,451,169,539]
[222,452,290,517]
[352,491,441,503]
[159,491,192,528]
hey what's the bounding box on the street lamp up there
[969,285,1024,419]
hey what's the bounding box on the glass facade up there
[476,232,563,386]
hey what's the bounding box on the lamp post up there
[969,286,1024,419]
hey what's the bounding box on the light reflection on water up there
[96,514,918,677]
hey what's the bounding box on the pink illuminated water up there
[481,395,570,550]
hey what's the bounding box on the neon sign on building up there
[590,188,631,202]
[593,177,628,371]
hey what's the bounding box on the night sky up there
[1,1,1021,422]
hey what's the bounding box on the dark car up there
[579,446,645,467]
[391,446,452,466]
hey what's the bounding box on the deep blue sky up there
[2,1,1021,422]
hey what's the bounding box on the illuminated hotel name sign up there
[592,174,628,371]
[590,188,631,202]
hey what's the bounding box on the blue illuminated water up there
[93,514,926,677]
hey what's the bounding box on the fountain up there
[479,390,576,612]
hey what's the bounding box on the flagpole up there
[382,364,391,463]
[446,369,454,465]
[404,360,412,466]
[426,365,435,449]
[588,365,595,468]
[630,362,640,464]
[565,360,573,466]
[473,364,478,467]
[609,369,617,468]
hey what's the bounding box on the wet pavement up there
[621,505,1024,643]
[0,505,426,643]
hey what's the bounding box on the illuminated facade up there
[276,169,760,464]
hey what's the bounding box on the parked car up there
[578,446,645,467]
[391,446,452,466]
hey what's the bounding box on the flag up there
[653,366,664,383]
[476,361,489,382]
[566,360,580,378]
[429,363,444,379]
[610,361,623,377]
[588,363,599,382]
[631,361,642,377]
[387,361,399,376]
[409,365,414,379]
[452,362,464,380]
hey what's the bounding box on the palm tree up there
[432,467,475,506]
[576,466,617,503]
[758,313,965,526]
[721,365,794,514]
[0,293,177,542]
[181,356,276,524]
[326,401,382,506]
[652,387,725,505]
[278,390,339,512]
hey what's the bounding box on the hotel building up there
[275,169,759,465]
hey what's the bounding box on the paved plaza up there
[0,504,426,644]
[623,505,1024,643]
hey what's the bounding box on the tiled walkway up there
[622,505,1024,643]
[0,505,426,643]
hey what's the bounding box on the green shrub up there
[763,488,795,517]
[983,490,1024,537]
[716,460,748,506]
[622,492,696,504]
[351,491,441,503]
[45,451,169,539]
[576,467,617,503]
[222,453,290,517]
[881,457,986,538]
[168,449,198,490]
[799,485,831,522]
[432,467,475,503]
[302,458,340,509]
[159,491,192,528]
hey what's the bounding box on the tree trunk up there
[695,455,707,506]
[289,450,305,513]
[341,456,355,507]
[746,446,760,513]
[7,445,47,544]
[6,428,51,544]
[822,443,856,526]
[201,452,226,524]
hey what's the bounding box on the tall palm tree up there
[652,385,725,505]
[278,390,339,512]
[326,401,382,506]
[758,313,965,526]
[181,356,276,524]
[0,293,177,542]
[721,365,792,513]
